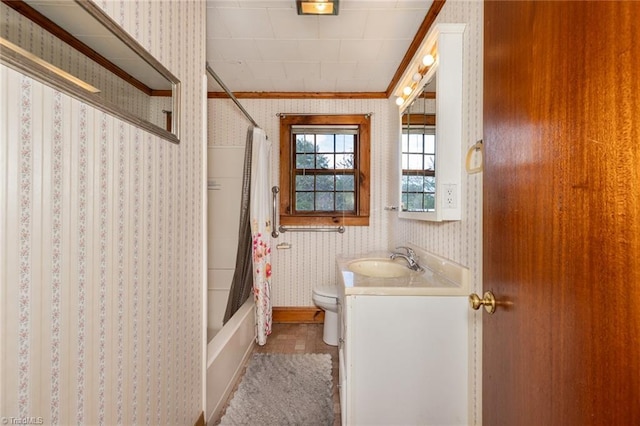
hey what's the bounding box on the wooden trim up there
[208,91,387,99]
[278,114,371,226]
[3,0,153,95]
[402,114,436,126]
[164,111,172,133]
[385,0,446,97]
[279,215,369,226]
[273,307,325,324]
[193,411,205,426]
[151,89,173,97]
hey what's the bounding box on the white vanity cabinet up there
[336,248,471,426]
[338,293,468,425]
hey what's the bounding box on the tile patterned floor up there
[214,323,341,426]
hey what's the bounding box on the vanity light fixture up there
[296,0,339,15]
[422,54,435,66]
[394,49,437,107]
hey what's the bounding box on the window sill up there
[279,215,369,227]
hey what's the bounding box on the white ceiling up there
[206,0,434,93]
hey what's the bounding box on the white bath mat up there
[219,353,334,426]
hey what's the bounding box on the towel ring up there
[465,140,484,174]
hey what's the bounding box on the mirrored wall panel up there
[401,79,436,213]
[0,0,180,143]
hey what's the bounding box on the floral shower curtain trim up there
[250,127,272,345]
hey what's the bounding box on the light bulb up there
[315,2,327,11]
[412,72,422,82]
[422,54,435,66]
[395,96,405,106]
[403,86,412,96]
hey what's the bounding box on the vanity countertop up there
[336,249,470,296]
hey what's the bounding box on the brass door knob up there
[469,291,496,314]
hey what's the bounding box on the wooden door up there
[483,1,640,424]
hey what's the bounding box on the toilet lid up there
[314,285,338,298]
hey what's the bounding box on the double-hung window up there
[279,114,370,226]
[401,115,436,212]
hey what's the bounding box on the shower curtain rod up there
[206,62,260,129]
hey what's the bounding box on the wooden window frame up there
[279,114,370,226]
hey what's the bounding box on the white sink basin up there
[347,258,412,278]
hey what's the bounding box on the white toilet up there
[312,285,339,346]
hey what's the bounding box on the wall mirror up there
[395,23,465,221]
[0,0,180,143]
[401,78,437,214]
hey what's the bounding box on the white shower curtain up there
[250,127,272,345]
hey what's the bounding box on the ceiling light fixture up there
[296,0,339,16]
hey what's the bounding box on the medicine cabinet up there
[396,23,465,221]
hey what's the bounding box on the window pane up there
[401,135,409,152]
[316,175,334,190]
[336,192,355,210]
[408,154,422,169]
[316,154,333,169]
[424,176,436,192]
[408,134,422,152]
[424,193,435,211]
[336,134,355,152]
[296,175,314,191]
[296,135,314,153]
[316,135,334,153]
[336,174,354,191]
[296,154,315,168]
[424,154,435,171]
[315,192,334,211]
[401,175,409,192]
[401,153,409,169]
[335,154,354,169]
[425,135,435,154]
[407,193,423,211]
[296,192,314,211]
[401,192,409,211]
[407,175,423,192]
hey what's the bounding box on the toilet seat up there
[312,285,339,346]
[313,285,338,299]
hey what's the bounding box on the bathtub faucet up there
[390,246,424,272]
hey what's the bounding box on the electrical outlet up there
[443,184,457,209]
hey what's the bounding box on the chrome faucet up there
[390,246,424,272]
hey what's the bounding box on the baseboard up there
[194,411,205,426]
[272,307,324,323]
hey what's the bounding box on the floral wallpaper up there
[1,1,206,425]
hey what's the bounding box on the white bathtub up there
[206,298,255,424]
